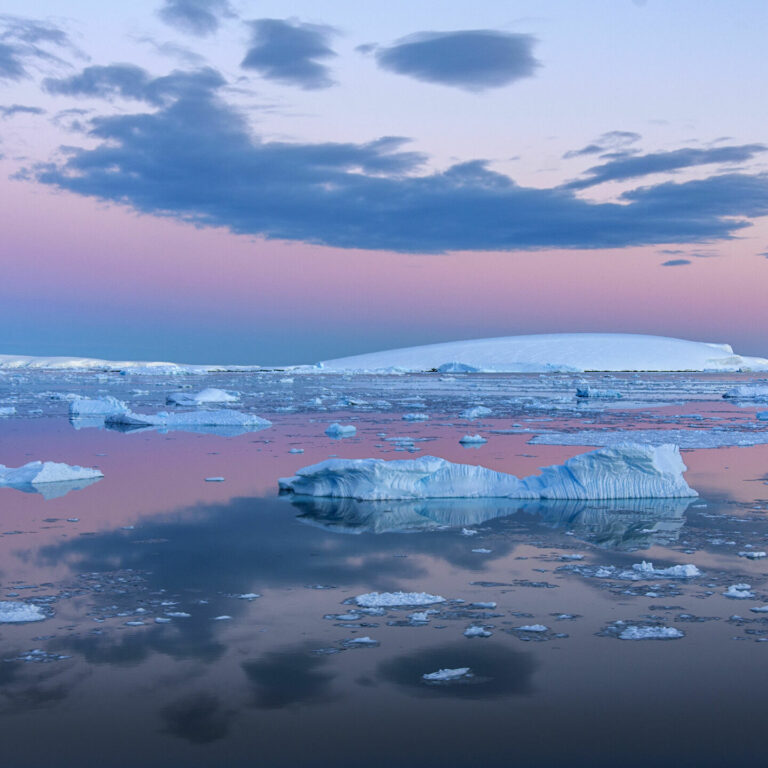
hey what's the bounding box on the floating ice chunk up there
[472,548,492,554]
[632,561,702,578]
[106,409,271,431]
[165,611,191,618]
[409,611,431,623]
[0,406,16,417]
[155,617,172,624]
[619,625,684,640]
[345,636,378,646]
[724,584,755,599]
[461,406,492,420]
[0,601,47,623]
[289,448,305,454]
[518,624,548,632]
[212,615,232,621]
[576,387,622,399]
[205,477,225,482]
[750,605,768,613]
[69,396,127,418]
[279,444,698,501]
[738,551,767,560]
[0,461,103,488]
[166,388,239,405]
[237,593,261,600]
[464,625,492,638]
[723,385,768,399]
[460,434,487,445]
[422,667,472,682]
[354,591,446,607]
[461,528,479,536]
[325,423,357,438]
[402,413,429,421]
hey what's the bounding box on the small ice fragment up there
[464,625,492,638]
[205,477,225,482]
[738,551,767,560]
[460,434,487,445]
[354,591,446,607]
[618,625,684,640]
[212,615,232,621]
[237,593,261,600]
[461,528,479,536]
[345,636,378,645]
[165,611,191,618]
[471,548,492,554]
[325,423,356,438]
[518,624,548,632]
[460,406,492,420]
[750,605,768,613]
[155,617,172,624]
[0,602,46,623]
[289,448,304,454]
[402,413,429,421]
[422,667,472,682]
[724,584,755,599]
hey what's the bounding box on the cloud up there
[661,259,691,266]
[43,65,225,106]
[158,0,234,37]
[369,29,539,91]
[563,130,641,159]
[241,19,337,89]
[566,144,766,189]
[0,104,44,119]
[0,15,76,81]
[31,75,768,253]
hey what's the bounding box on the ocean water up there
[1,370,767,767]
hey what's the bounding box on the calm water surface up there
[1,371,767,767]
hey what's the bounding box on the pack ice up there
[279,444,697,501]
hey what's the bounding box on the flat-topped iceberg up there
[166,388,239,405]
[105,409,271,432]
[0,461,104,497]
[317,333,768,373]
[279,444,697,501]
[69,396,128,418]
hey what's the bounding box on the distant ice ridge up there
[166,388,239,405]
[0,354,265,374]
[105,409,271,430]
[317,333,768,373]
[279,444,697,501]
[0,461,103,487]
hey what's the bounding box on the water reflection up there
[1,476,102,500]
[291,495,691,549]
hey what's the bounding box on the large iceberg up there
[69,396,128,418]
[166,388,240,405]
[316,333,768,373]
[279,444,697,501]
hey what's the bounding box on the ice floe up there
[422,667,472,682]
[325,423,357,438]
[105,409,271,434]
[69,396,127,418]
[723,385,768,399]
[0,601,47,623]
[459,434,487,445]
[724,584,755,599]
[576,387,622,399]
[354,591,446,607]
[618,625,684,640]
[0,461,103,496]
[279,444,697,501]
[166,388,240,405]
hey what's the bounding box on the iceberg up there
[0,461,103,488]
[0,602,47,623]
[325,423,357,438]
[166,388,239,405]
[104,409,271,433]
[69,396,128,418]
[354,591,446,607]
[723,385,768,399]
[279,444,698,501]
[317,333,768,373]
[576,387,622,399]
[460,406,492,420]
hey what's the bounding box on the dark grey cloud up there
[0,103,44,118]
[158,0,234,37]
[241,19,337,89]
[370,29,538,91]
[661,259,691,267]
[31,74,768,253]
[42,65,225,106]
[566,144,766,189]
[0,15,75,81]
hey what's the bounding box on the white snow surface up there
[0,602,47,623]
[0,354,263,374]
[632,561,702,578]
[317,334,768,373]
[166,388,239,405]
[354,591,446,607]
[0,461,103,487]
[619,625,684,640]
[279,444,697,501]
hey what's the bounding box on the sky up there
[1,0,767,365]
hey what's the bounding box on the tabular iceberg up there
[105,409,271,430]
[279,444,697,501]
[69,396,128,418]
[166,388,240,405]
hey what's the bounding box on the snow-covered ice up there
[460,434,487,445]
[325,423,357,438]
[105,409,271,432]
[464,625,492,638]
[279,444,697,501]
[422,667,472,682]
[69,396,127,418]
[0,602,47,623]
[632,561,702,579]
[354,591,446,607]
[618,625,684,640]
[724,584,755,599]
[166,388,240,405]
[317,333,768,373]
[0,461,103,488]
